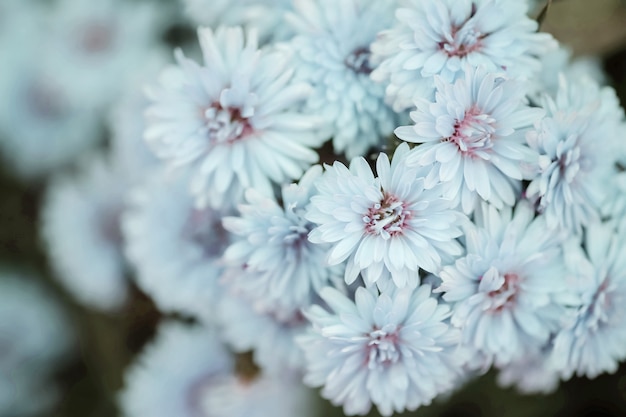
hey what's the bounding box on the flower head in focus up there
[306,143,464,289]
[145,26,323,209]
[437,202,573,366]
[371,0,556,111]
[395,65,542,214]
[299,284,467,416]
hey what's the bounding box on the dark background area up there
[2,0,626,416]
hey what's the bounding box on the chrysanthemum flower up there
[525,75,625,235]
[437,202,573,366]
[285,0,400,159]
[145,26,323,209]
[44,0,168,110]
[119,321,315,417]
[496,346,560,395]
[0,270,74,417]
[306,143,464,289]
[222,166,341,314]
[550,223,626,379]
[41,155,130,311]
[299,284,467,416]
[122,170,230,322]
[371,0,555,111]
[395,66,542,214]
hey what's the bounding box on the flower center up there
[345,46,373,75]
[366,324,401,368]
[363,192,410,239]
[444,106,496,157]
[183,208,227,258]
[78,21,115,54]
[202,103,254,145]
[438,3,484,58]
[25,81,66,120]
[481,270,520,312]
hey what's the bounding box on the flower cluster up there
[2,0,624,416]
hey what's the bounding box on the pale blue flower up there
[299,284,467,416]
[550,222,626,379]
[122,170,230,322]
[41,154,130,311]
[437,202,574,367]
[395,65,543,214]
[526,75,626,235]
[145,26,323,209]
[306,143,464,289]
[286,0,401,159]
[371,0,556,111]
[222,166,341,315]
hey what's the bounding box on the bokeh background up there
[2,0,626,416]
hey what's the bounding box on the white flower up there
[0,270,73,417]
[550,222,626,379]
[41,154,129,311]
[183,0,293,43]
[299,284,467,416]
[119,321,315,417]
[437,202,574,366]
[371,0,556,111]
[307,143,464,289]
[44,0,168,110]
[145,26,323,209]
[286,0,401,159]
[395,65,542,214]
[0,22,101,179]
[526,75,626,235]
[122,170,229,322]
[222,165,341,314]
[217,289,309,375]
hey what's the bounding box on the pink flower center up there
[366,324,401,368]
[363,192,411,239]
[438,3,484,58]
[484,272,520,312]
[25,80,66,120]
[202,103,254,145]
[444,105,496,157]
[345,46,373,75]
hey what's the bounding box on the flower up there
[119,321,315,417]
[0,270,74,417]
[395,65,542,214]
[122,170,230,322]
[550,222,626,379]
[299,284,467,416]
[285,0,400,159]
[306,142,464,289]
[437,202,573,366]
[41,154,129,311]
[525,75,626,235]
[43,0,168,110]
[496,347,561,395]
[222,165,341,314]
[0,19,101,179]
[144,26,323,209]
[370,0,555,111]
